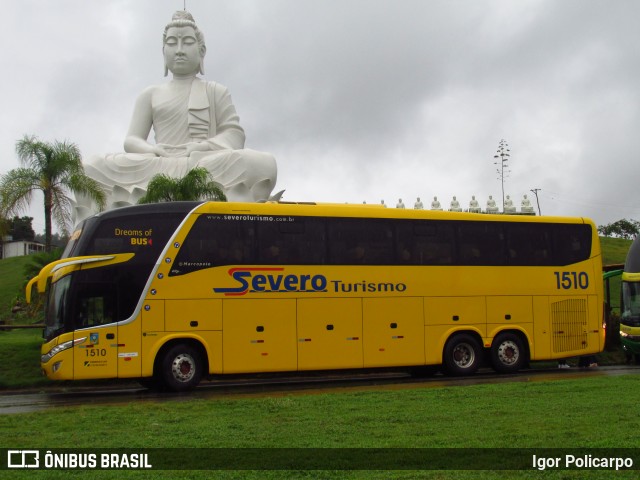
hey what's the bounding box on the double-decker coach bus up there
[28,201,604,391]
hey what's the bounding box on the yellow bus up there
[29,201,604,391]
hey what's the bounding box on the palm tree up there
[0,135,106,251]
[138,167,226,203]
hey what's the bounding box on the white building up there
[1,239,46,259]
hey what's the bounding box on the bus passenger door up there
[118,319,142,378]
[71,284,119,380]
[72,326,118,380]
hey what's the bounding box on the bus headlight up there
[620,331,640,341]
[41,337,86,363]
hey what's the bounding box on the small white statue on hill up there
[449,196,462,212]
[469,195,481,213]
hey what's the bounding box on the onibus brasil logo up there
[213,267,407,296]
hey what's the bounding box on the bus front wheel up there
[443,334,481,376]
[160,343,203,392]
[490,333,525,373]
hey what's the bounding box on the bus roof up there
[187,200,593,225]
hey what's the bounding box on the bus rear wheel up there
[160,343,203,392]
[443,334,481,376]
[490,333,525,373]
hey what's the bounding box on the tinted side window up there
[397,221,456,265]
[257,218,326,264]
[171,216,256,276]
[552,224,592,265]
[506,224,553,266]
[328,218,394,264]
[458,222,506,266]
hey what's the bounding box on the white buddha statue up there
[414,197,424,209]
[486,195,499,214]
[504,194,516,214]
[431,196,443,211]
[521,194,535,214]
[469,195,481,213]
[449,196,461,212]
[396,198,405,209]
[76,11,277,221]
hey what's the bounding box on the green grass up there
[0,255,31,314]
[0,329,48,388]
[600,236,632,266]
[1,375,640,479]
[4,375,639,448]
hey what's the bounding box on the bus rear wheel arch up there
[490,332,527,373]
[443,333,482,376]
[157,341,207,392]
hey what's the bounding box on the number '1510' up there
[554,271,589,289]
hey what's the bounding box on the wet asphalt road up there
[1,365,638,414]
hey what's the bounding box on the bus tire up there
[490,333,526,373]
[443,334,481,376]
[160,343,203,392]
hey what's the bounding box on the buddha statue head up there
[163,11,207,76]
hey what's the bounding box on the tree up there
[8,216,35,241]
[598,219,640,239]
[137,167,226,203]
[493,139,511,210]
[0,135,106,251]
[0,215,8,241]
[34,232,69,249]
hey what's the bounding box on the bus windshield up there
[44,275,71,340]
[41,203,197,341]
[622,282,640,326]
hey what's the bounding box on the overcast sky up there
[2,0,639,234]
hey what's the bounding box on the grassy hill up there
[0,255,33,318]
[600,236,633,266]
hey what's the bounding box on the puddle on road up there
[0,366,636,414]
